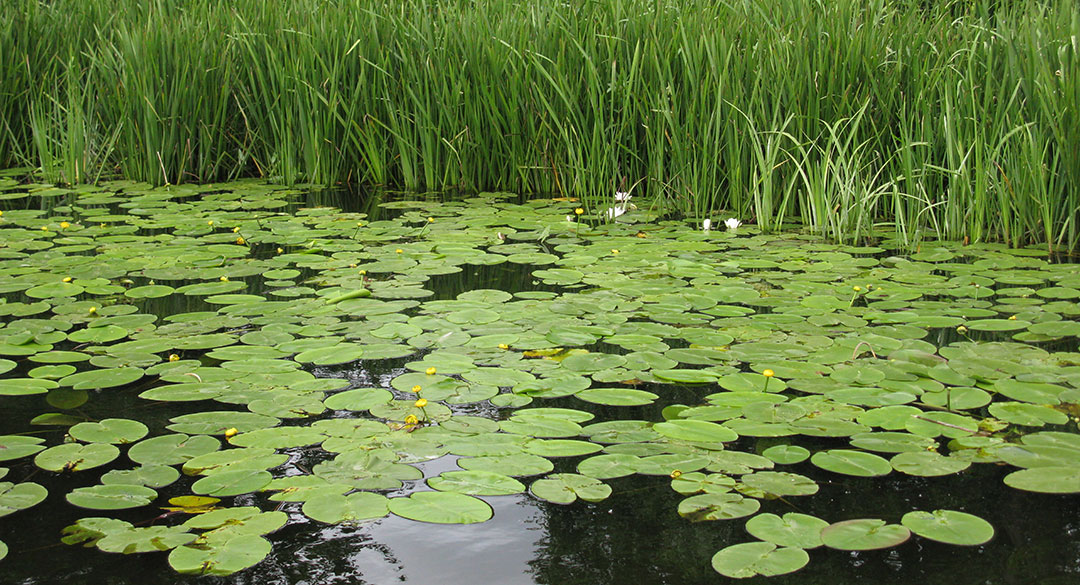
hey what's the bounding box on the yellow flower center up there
[498,343,509,350]
[395,249,403,254]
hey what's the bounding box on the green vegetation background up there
[0,0,1077,248]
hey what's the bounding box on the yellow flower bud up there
[224,428,239,439]
[207,220,213,225]
[762,369,775,378]
[232,227,240,233]
[412,385,422,393]
[425,367,437,375]
[611,249,619,255]
[60,221,70,229]
[404,415,419,425]
[427,217,434,223]
[41,225,48,231]
[498,343,509,350]
[670,470,683,479]
[957,325,968,333]
[395,248,403,254]
[853,286,862,292]
[87,306,97,314]
[277,247,283,254]
[219,276,229,282]
[414,398,428,408]
[62,277,72,283]
[235,237,245,245]
[168,354,180,362]
[574,208,584,215]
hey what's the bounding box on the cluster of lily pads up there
[0,176,1078,579]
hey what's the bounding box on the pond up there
[0,177,1078,584]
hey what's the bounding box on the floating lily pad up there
[0,481,48,517]
[900,510,994,545]
[711,542,809,579]
[302,492,390,524]
[35,443,120,472]
[821,519,911,550]
[745,513,829,549]
[69,419,149,444]
[678,492,760,521]
[66,484,157,510]
[529,473,612,504]
[169,535,272,576]
[388,491,493,524]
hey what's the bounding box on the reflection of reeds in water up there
[1,0,1077,250]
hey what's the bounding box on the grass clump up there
[0,0,1076,250]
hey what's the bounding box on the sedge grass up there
[0,0,1077,250]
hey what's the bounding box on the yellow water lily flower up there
[404,415,419,425]
[425,367,437,375]
[414,398,428,408]
[670,470,683,479]
[235,237,245,245]
[87,307,97,314]
[59,221,70,229]
[224,428,239,439]
[574,208,584,215]
[498,343,509,350]
[412,385,422,393]
[763,369,775,377]
[168,354,180,362]
[219,276,229,282]
[62,277,72,283]
[395,249,403,254]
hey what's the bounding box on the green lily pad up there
[745,513,829,549]
[1003,467,1080,494]
[0,436,46,462]
[678,493,760,521]
[529,473,612,504]
[575,387,658,406]
[69,419,149,444]
[811,450,893,477]
[96,525,196,553]
[66,484,157,510]
[711,542,810,579]
[388,491,493,524]
[302,492,390,524]
[901,510,994,545]
[821,519,911,550]
[0,481,48,517]
[428,470,526,495]
[35,443,120,472]
[169,535,272,576]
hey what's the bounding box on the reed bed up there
[0,0,1076,249]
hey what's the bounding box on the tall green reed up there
[0,0,1076,250]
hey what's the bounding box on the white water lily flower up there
[702,219,711,232]
[614,191,632,203]
[566,215,574,222]
[606,206,626,219]
[724,218,741,230]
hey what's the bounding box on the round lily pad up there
[35,443,120,472]
[0,481,48,517]
[745,513,829,549]
[529,473,612,504]
[821,519,911,550]
[388,491,493,524]
[169,535,272,576]
[66,484,157,510]
[302,492,390,524]
[711,542,809,579]
[69,419,149,444]
[901,510,994,545]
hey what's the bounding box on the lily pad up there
[388,491,493,524]
[711,542,809,579]
[821,519,911,550]
[901,510,994,545]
